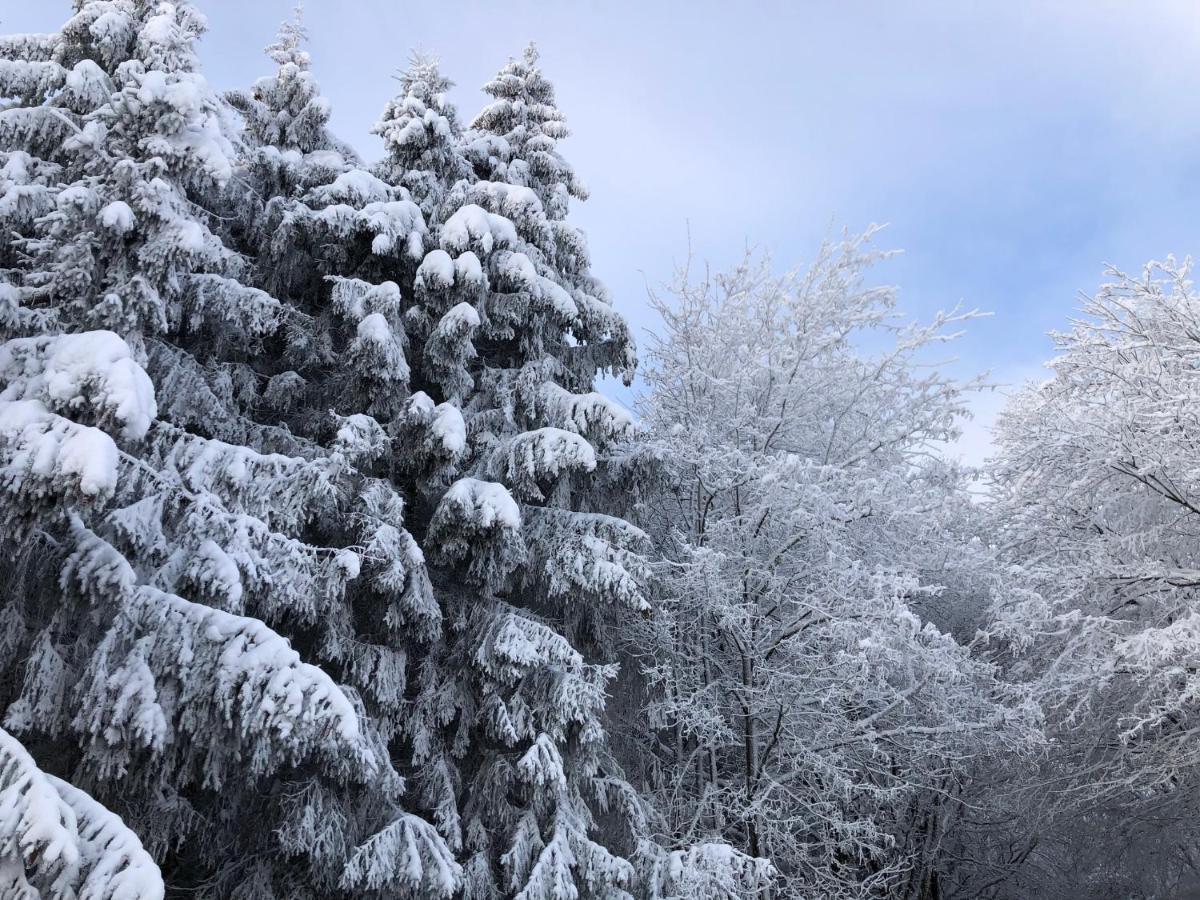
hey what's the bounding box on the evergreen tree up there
[465,44,585,222]
[0,3,454,896]
[364,46,666,900]
[0,4,766,897]
[372,53,472,220]
[463,45,634,388]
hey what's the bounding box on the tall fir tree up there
[0,3,767,897]
[0,3,456,897]
[362,44,663,900]
[465,44,585,222]
[372,53,472,220]
[463,45,634,389]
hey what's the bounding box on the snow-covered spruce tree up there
[367,46,763,900]
[228,21,758,900]
[0,3,458,897]
[372,53,472,220]
[460,46,634,390]
[223,5,427,433]
[625,235,1036,899]
[465,44,584,223]
[0,2,763,894]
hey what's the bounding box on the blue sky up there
[9,1,1200,462]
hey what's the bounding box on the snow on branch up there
[428,478,524,589]
[60,522,374,785]
[522,509,651,612]
[0,726,164,900]
[339,812,462,897]
[0,400,121,501]
[0,331,156,441]
[486,427,596,501]
[532,383,633,446]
